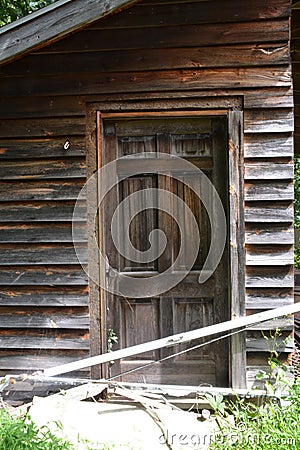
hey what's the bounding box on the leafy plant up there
[0,0,57,26]
[209,379,300,449]
[255,328,292,395]
[107,327,118,353]
[0,409,74,449]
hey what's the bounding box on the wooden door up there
[99,114,229,386]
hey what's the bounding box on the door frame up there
[86,98,246,388]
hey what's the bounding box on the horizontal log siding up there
[292,4,300,154]
[0,0,293,385]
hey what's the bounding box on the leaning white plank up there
[44,303,300,377]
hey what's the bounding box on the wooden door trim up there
[228,111,246,389]
[86,102,246,386]
[100,110,228,118]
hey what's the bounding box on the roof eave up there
[0,0,139,67]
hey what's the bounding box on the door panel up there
[100,115,229,386]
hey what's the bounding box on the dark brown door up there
[99,114,229,386]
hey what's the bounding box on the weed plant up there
[208,377,300,449]
[0,409,73,450]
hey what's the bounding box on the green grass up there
[0,409,74,450]
[209,379,300,450]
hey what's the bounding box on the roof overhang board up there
[0,0,139,67]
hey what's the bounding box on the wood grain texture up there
[246,288,293,309]
[0,201,86,222]
[244,181,294,201]
[244,133,293,158]
[0,137,85,158]
[246,244,294,266]
[0,351,89,373]
[0,244,87,265]
[244,109,294,133]
[0,331,89,351]
[0,223,87,243]
[244,162,293,180]
[0,287,88,306]
[0,117,85,138]
[0,266,88,285]
[228,110,246,388]
[92,0,290,29]
[0,158,86,180]
[0,44,290,77]
[0,180,85,201]
[246,336,293,352]
[245,202,293,222]
[0,307,89,329]
[246,266,294,288]
[244,88,293,109]
[245,224,294,244]
[0,67,291,98]
[39,20,289,53]
[0,0,139,65]
[0,96,86,119]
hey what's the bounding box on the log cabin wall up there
[0,0,294,385]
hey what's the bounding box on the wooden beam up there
[44,302,300,377]
[0,0,138,66]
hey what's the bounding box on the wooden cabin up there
[0,0,296,389]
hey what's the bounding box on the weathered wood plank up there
[0,244,88,265]
[246,288,293,309]
[245,162,293,180]
[0,201,86,222]
[244,109,294,133]
[228,110,246,388]
[0,223,87,243]
[0,266,88,285]
[244,133,293,158]
[0,138,85,158]
[1,44,290,77]
[0,307,89,328]
[40,20,289,53]
[245,224,294,244]
[0,96,85,119]
[245,202,293,222]
[0,180,85,201]
[244,88,293,109]
[0,332,90,350]
[247,364,293,389]
[0,94,242,119]
[246,244,294,266]
[245,181,294,201]
[0,287,88,306]
[0,158,86,180]
[0,0,139,65]
[246,266,294,288]
[247,317,293,330]
[0,67,291,98]
[0,118,85,138]
[0,352,89,372]
[91,0,290,29]
[246,336,293,352]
